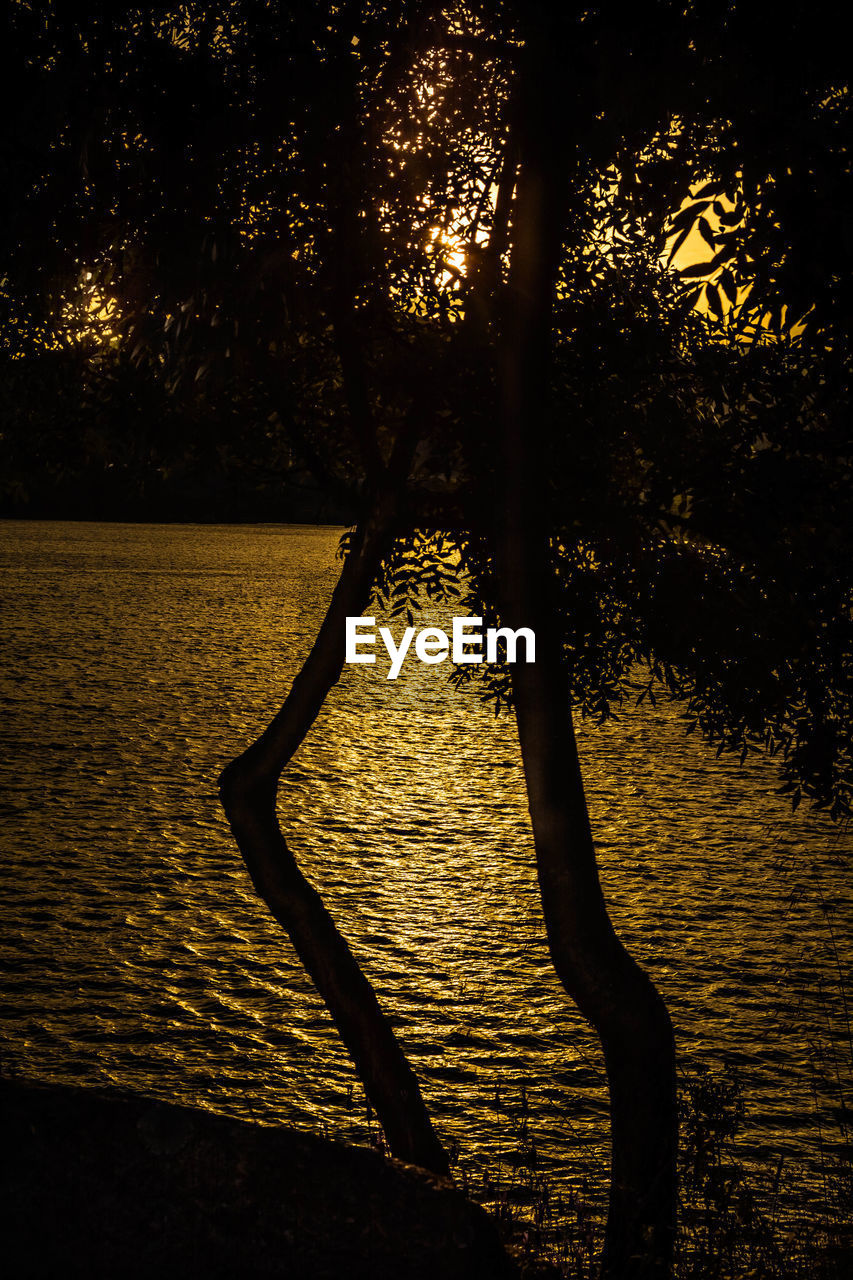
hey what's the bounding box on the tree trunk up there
[495,35,677,1278]
[507,592,676,1279]
[219,496,449,1176]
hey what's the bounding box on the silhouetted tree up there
[4,4,851,1277]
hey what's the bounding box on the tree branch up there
[219,491,448,1175]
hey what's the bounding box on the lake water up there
[1,521,850,1222]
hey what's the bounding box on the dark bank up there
[1,1076,515,1279]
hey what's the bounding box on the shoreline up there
[1,1076,517,1279]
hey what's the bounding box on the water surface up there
[1,521,850,1217]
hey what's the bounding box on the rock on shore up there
[2,1077,517,1279]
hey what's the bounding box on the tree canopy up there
[5,0,851,809]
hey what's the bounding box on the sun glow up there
[62,271,122,348]
[428,225,473,288]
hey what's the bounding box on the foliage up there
[4,2,852,812]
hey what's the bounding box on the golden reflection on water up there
[0,522,850,1220]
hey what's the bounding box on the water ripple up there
[1,520,850,1213]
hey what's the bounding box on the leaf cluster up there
[4,1,853,815]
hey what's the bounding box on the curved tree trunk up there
[495,35,677,1278]
[219,496,449,1176]
[507,598,676,1279]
